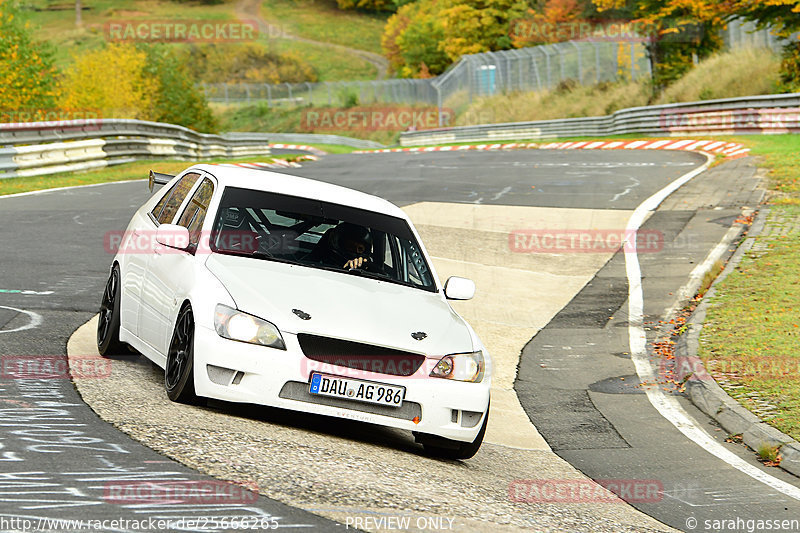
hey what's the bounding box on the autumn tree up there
[723,0,800,91]
[438,0,529,60]
[61,44,218,131]
[383,0,528,76]
[60,43,157,119]
[592,0,725,90]
[511,0,586,48]
[382,0,450,77]
[336,0,395,12]
[0,0,60,112]
[143,46,218,133]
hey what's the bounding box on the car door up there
[142,176,215,355]
[137,171,202,351]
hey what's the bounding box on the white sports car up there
[97,164,491,458]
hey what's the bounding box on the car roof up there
[192,164,408,220]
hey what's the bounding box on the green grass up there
[25,0,240,69]
[744,135,800,197]
[261,0,387,53]
[269,39,377,81]
[0,154,309,197]
[22,0,381,82]
[215,101,401,145]
[655,47,781,104]
[698,134,800,441]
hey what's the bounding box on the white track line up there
[0,305,42,333]
[0,179,143,199]
[624,153,800,499]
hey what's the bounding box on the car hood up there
[205,254,474,355]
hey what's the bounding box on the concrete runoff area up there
[403,202,639,449]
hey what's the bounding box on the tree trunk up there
[76,0,82,27]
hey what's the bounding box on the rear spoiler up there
[148,170,174,192]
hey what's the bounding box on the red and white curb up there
[215,155,319,171]
[269,144,327,156]
[354,139,750,159]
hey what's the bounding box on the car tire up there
[165,304,200,404]
[97,264,125,356]
[421,404,489,460]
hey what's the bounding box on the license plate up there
[309,373,405,408]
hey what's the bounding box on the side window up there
[150,172,201,225]
[177,178,214,248]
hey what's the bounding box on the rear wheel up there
[97,265,125,356]
[419,405,489,460]
[165,305,199,404]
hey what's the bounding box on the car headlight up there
[214,304,286,350]
[430,351,484,383]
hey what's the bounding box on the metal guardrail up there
[399,93,800,146]
[233,132,384,150]
[0,118,273,179]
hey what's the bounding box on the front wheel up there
[165,305,200,404]
[97,265,125,356]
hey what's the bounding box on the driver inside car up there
[313,222,374,270]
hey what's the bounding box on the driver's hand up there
[344,257,368,269]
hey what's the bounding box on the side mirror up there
[444,276,476,300]
[156,224,190,251]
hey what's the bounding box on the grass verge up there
[0,150,344,197]
[698,134,800,441]
[261,0,387,53]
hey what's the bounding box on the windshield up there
[210,187,436,291]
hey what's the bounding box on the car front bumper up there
[192,325,491,442]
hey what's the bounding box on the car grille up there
[297,333,426,377]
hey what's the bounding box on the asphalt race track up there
[1,149,797,532]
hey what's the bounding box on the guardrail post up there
[543,46,553,88]
[573,42,583,84]
[436,85,444,127]
[532,50,542,91]
[306,82,313,106]
[266,84,272,107]
[224,84,229,103]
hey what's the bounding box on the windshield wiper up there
[344,268,391,282]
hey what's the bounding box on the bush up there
[656,47,780,104]
[143,46,218,133]
[59,43,156,119]
[178,44,317,84]
[60,43,218,132]
[382,0,526,77]
[336,0,394,12]
[0,0,60,110]
[778,41,800,93]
